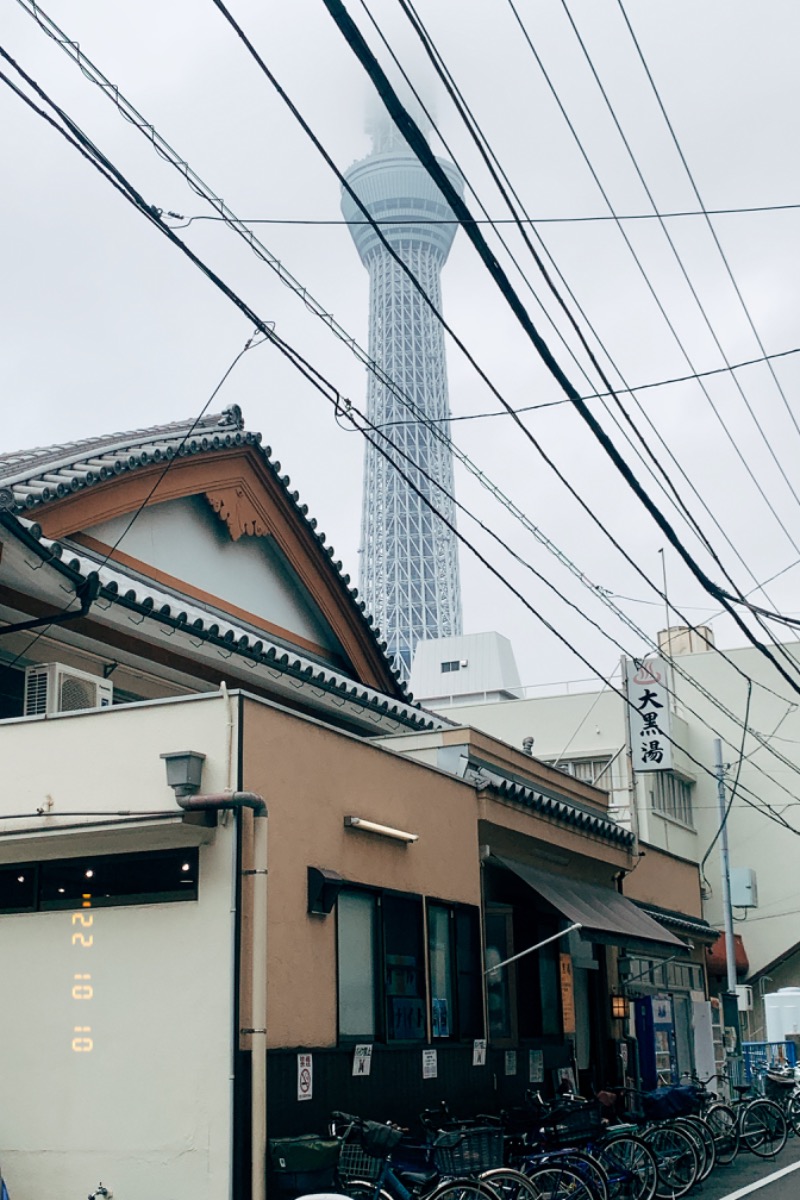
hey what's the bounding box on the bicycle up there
[705,1072,787,1159]
[763,1063,800,1137]
[332,1111,504,1200]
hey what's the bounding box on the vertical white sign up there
[529,1049,544,1084]
[297,1052,313,1101]
[626,658,673,771]
[422,1049,438,1079]
[472,1038,487,1066]
[504,1050,517,1076]
[353,1044,373,1077]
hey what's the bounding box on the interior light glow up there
[85,870,94,878]
[58,888,65,894]
[181,863,190,872]
[17,875,25,883]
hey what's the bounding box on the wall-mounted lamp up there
[161,750,206,799]
[308,866,344,915]
[344,816,419,844]
[610,994,628,1021]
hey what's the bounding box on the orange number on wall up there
[71,932,93,948]
[71,913,94,927]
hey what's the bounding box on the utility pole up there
[714,737,742,1080]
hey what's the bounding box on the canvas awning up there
[490,856,687,957]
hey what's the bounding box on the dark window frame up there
[426,898,484,1043]
[0,848,199,914]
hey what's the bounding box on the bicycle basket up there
[539,1104,603,1147]
[430,1126,504,1173]
[338,1123,400,1183]
[765,1072,798,1101]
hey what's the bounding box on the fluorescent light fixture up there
[344,816,419,844]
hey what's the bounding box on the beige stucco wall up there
[242,697,482,1049]
[624,842,704,918]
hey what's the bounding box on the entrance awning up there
[490,856,687,956]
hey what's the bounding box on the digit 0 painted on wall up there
[71,892,94,1053]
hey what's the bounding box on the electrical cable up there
[559,0,800,524]
[387,0,800,669]
[313,0,800,699]
[10,14,800,772]
[6,44,800,828]
[20,0,792,679]
[162,200,800,227]
[617,0,800,448]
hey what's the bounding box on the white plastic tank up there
[764,987,800,1041]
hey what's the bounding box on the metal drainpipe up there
[177,791,268,1200]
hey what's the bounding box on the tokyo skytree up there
[342,116,463,677]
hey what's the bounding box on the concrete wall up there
[0,694,236,1200]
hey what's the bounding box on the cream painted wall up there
[86,496,343,655]
[242,698,481,1049]
[0,694,238,1200]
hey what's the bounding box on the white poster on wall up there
[422,1049,438,1079]
[472,1039,487,1066]
[353,1044,373,1077]
[297,1053,313,1101]
[625,658,673,771]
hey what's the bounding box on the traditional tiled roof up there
[633,901,716,941]
[0,405,411,702]
[484,778,635,848]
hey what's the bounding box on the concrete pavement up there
[698,1135,800,1200]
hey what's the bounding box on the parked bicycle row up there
[269,1069,800,1200]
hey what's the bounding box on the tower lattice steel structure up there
[342,119,463,677]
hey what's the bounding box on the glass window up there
[1,850,198,913]
[455,907,483,1039]
[428,904,453,1038]
[650,773,694,827]
[39,849,198,910]
[384,894,425,1042]
[440,661,460,674]
[337,891,377,1039]
[485,908,514,1041]
[0,864,37,913]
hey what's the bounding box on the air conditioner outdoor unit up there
[23,663,113,716]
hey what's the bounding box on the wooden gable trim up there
[31,447,396,694]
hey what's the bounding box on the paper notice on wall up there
[472,1039,487,1066]
[353,1044,373,1077]
[529,1049,544,1083]
[505,1050,517,1076]
[422,1049,438,1079]
[297,1053,313,1101]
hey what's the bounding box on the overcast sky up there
[3,0,800,695]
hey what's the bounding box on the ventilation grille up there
[24,670,49,715]
[59,674,98,712]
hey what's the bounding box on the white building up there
[412,629,800,1034]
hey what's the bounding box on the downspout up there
[177,791,268,1200]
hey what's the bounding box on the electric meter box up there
[730,867,758,908]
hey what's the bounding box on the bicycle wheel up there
[339,1181,394,1200]
[561,1152,610,1200]
[427,1179,505,1200]
[519,1163,596,1199]
[642,1124,698,1200]
[481,1168,542,1200]
[594,1133,657,1200]
[786,1090,800,1137]
[740,1098,788,1158]
[705,1103,739,1166]
[671,1117,714,1182]
[679,1117,716,1181]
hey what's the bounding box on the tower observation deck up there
[342,120,463,677]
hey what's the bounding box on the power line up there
[501,0,800,570]
[22,0,790,683]
[616,0,800,451]
[316,0,800,701]
[558,0,800,534]
[161,201,800,227]
[8,50,799,837]
[9,31,800,811]
[389,0,800,668]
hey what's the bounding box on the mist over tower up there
[342,115,463,677]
